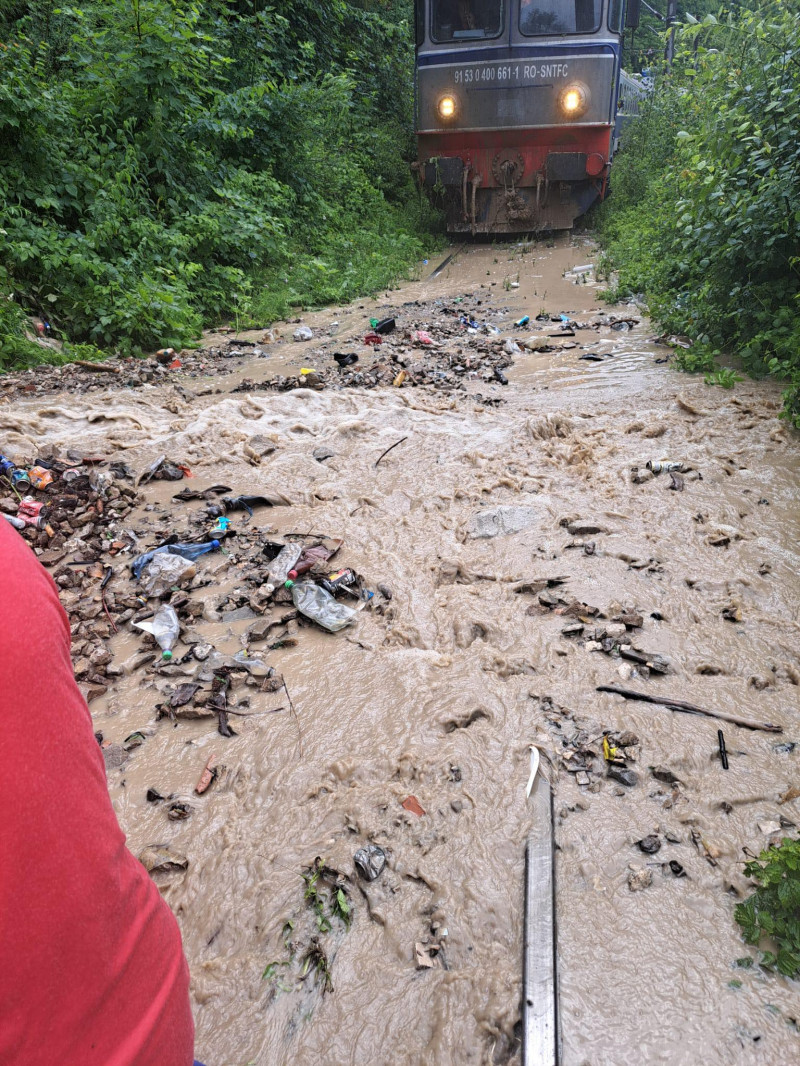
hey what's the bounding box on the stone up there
[628,867,653,892]
[89,645,113,667]
[221,605,258,622]
[608,766,639,787]
[566,519,610,536]
[651,765,681,785]
[244,435,277,462]
[313,446,335,462]
[102,743,127,769]
[73,657,91,679]
[638,834,661,854]
[247,617,275,642]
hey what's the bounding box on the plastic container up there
[264,543,303,595]
[139,554,196,597]
[285,580,356,633]
[134,605,181,660]
[131,540,220,579]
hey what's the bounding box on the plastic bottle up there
[285,580,356,633]
[134,605,181,660]
[264,543,303,595]
[131,540,220,579]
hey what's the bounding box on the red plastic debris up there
[401,795,425,817]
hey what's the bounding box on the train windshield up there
[520,0,602,35]
[431,0,505,42]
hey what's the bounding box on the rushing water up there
[4,238,799,1065]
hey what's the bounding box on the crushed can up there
[320,568,357,595]
[0,454,16,479]
[11,469,31,491]
[646,460,684,474]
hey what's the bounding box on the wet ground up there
[3,236,799,1065]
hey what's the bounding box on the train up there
[414,0,642,233]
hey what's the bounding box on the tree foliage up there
[599,1,800,424]
[0,0,433,360]
[735,837,800,979]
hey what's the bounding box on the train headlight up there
[437,94,458,121]
[558,82,590,119]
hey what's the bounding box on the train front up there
[415,0,624,233]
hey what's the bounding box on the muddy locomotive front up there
[414,0,638,233]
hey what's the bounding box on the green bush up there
[735,837,800,978]
[598,2,800,424]
[0,0,434,361]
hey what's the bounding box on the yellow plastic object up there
[393,370,407,387]
[300,367,315,375]
[603,735,618,762]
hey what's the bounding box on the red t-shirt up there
[0,520,195,1065]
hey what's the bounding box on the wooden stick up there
[73,360,121,374]
[596,685,782,733]
[375,435,408,468]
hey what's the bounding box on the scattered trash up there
[415,941,440,969]
[195,753,218,794]
[131,540,219,578]
[468,505,537,539]
[411,330,434,346]
[373,317,396,334]
[139,845,188,874]
[333,353,358,367]
[515,316,530,327]
[293,325,313,341]
[265,543,303,595]
[646,460,684,474]
[28,466,54,490]
[354,844,386,881]
[401,795,425,816]
[285,580,356,633]
[319,568,357,595]
[138,455,190,486]
[758,820,782,836]
[223,492,289,514]
[134,604,181,660]
[363,332,383,346]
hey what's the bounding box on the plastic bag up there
[140,554,196,597]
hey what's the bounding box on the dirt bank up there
[3,237,798,1066]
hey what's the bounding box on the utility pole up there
[665,0,678,68]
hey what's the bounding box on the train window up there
[430,0,505,42]
[519,0,601,35]
[608,0,623,30]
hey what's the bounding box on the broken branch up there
[596,685,782,733]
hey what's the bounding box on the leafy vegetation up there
[0,0,435,362]
[735,837,800,978]
[598,1,800,424]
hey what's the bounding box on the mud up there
[4,237,799,1065]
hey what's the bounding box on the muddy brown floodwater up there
[3,237,799,1066]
